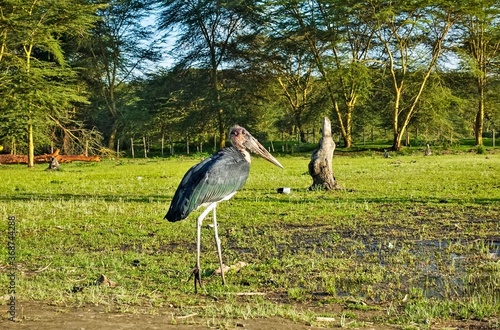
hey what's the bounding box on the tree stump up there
[424,144,431,156]
[48,157,60,170]
[308,117,341,191]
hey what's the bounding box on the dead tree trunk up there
[48,157,60,170]
[424,144,431,156]
[308,117,341,191]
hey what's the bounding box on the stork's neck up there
[233,146,251,163]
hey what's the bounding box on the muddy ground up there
[1,301,497,330]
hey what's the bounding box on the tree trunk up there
[117,139,120,158]
[211,62,226,150]
[475,76,485,146]
[130,138,135,158]
[299,130,306,143]
[393,132,403,151]
[308,117,341,191]
[343,102,354,148]
[108,123,118,150]
[28,122,34,168]
[332,100,352,149]
[218,114,225,149]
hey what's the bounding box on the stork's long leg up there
[194,202,217,293]
[212,205,226,285]
[194,209,203,292]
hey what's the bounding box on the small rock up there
[214,264,230,275]
[96,274,117,287]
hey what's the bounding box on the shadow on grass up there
[0,191,499,205]
[244,193,500,205]
[0,193,169,203]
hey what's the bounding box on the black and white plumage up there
[165,125,283,292]
[165,147,250,222]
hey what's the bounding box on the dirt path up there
[1,301,496,330]
[0,301,390,330]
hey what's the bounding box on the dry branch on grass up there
[0,148,100,164]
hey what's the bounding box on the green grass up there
[0,152,499,328]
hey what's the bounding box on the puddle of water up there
[228,228,499,301]
[293,231,498,300]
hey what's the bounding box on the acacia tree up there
[247,32,320,142]
[366,0,458,151]
[457,1,500,146]
[0,0,100,167]
[81,0,159,149]
[136,67,212,152]
[275,47,318,143]
[315,0,375,148]
[156,0,262,148]
[267,0,373,148]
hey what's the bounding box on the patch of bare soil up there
[0,301,372,330]
[0,301,496,330]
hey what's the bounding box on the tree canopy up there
[1,0,499,161]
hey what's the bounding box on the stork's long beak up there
[244,135,284,169]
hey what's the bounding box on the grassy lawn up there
[0,151,499,328]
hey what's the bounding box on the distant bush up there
[476,145,486,154]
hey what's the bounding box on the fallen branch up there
[176,313,198,319]
[0,149,100,164]
[55,154,100,163]
[34,263,52,273]
[234,292,266,296]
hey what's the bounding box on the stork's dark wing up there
[165,147,250,222]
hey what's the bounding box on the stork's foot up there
[190,267,202,293]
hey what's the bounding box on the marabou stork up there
[165,125,283,292]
